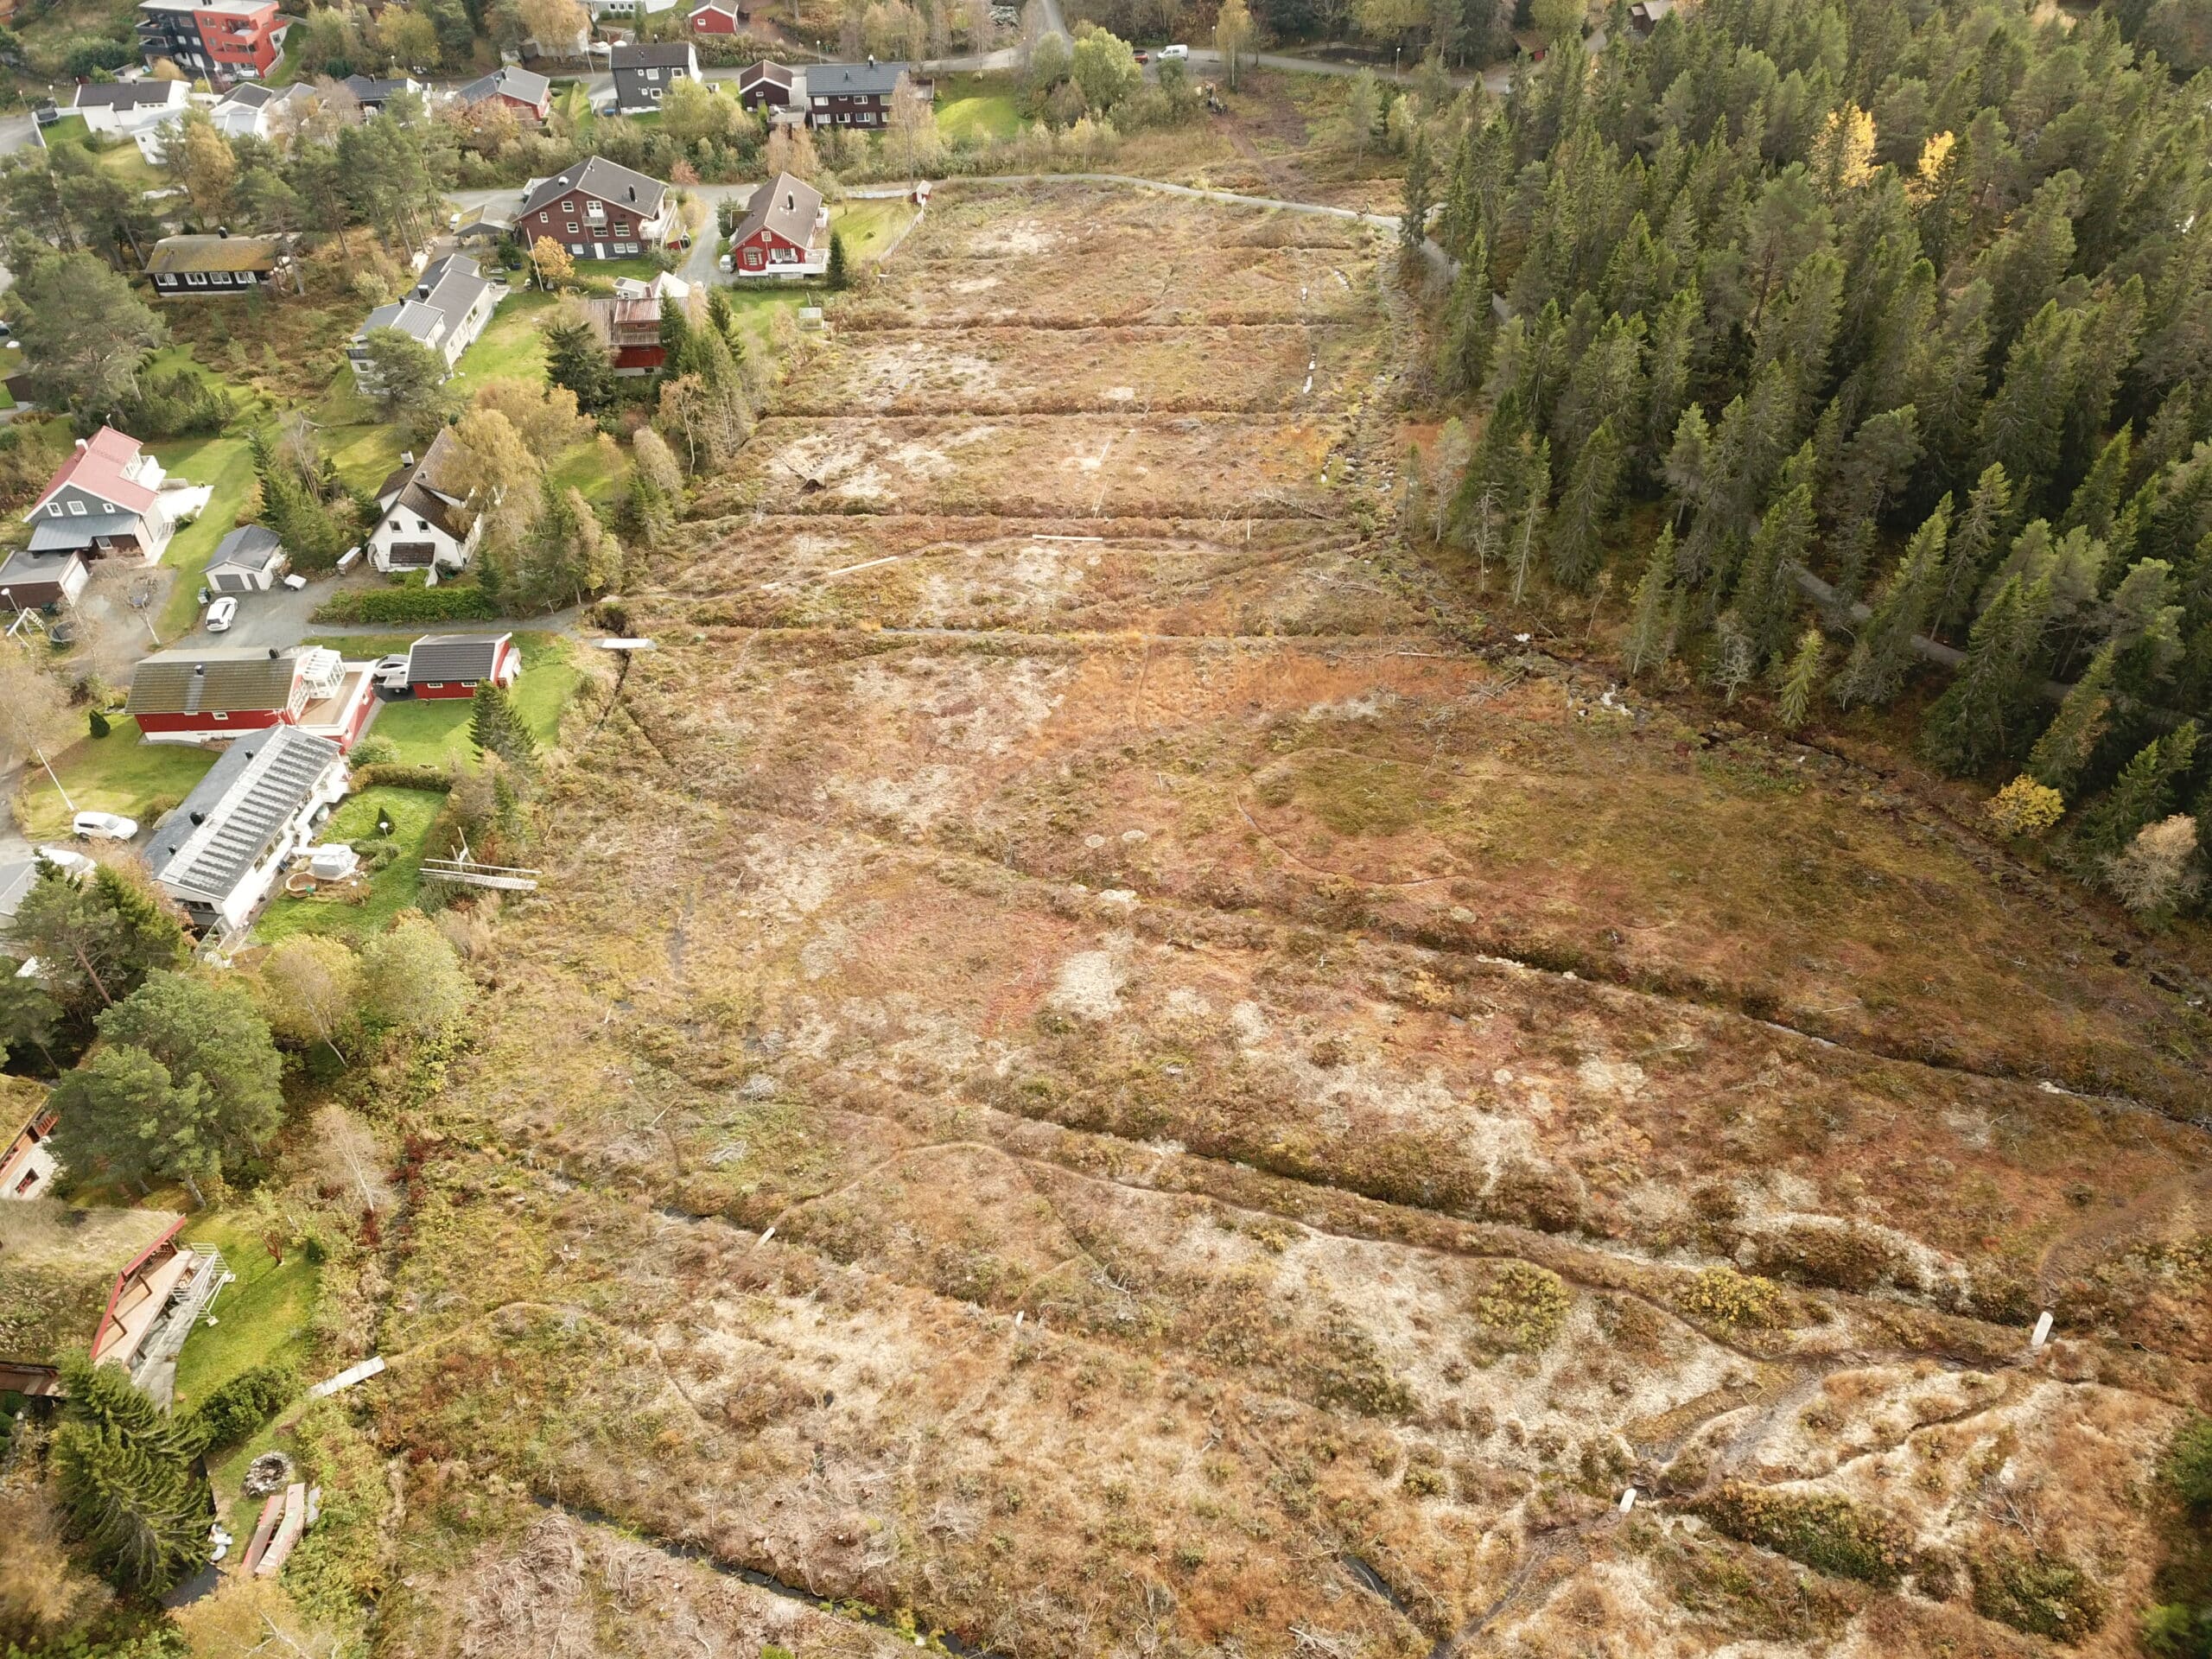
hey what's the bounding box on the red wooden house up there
[125,645,378,748]
[688,0,752,30]
[729,172,830,278]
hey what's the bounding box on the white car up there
[205,595,238,632]
[73,810,137,841]
[1160,42,1189,59]
[35,846,96,878]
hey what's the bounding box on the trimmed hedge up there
[311,585,499,625]
[350,763,454,792]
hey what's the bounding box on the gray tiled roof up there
[613,41,694,67]
[520,155,669,220]
[144,725,340,906]
[407,632,510,684]
[735,173,822,251]
[125,647,299,715]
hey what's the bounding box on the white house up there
[142,724,348,936]
[347,254,499,386]
[72,78,188,143]
[369,429,483,581]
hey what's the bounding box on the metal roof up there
[408,632,512,684]
[0,546,82,596]
[143,725,341,906]
[803,59,913,98]
[207,524,284,573]
[125,646,300,715]
[28,515,137,550]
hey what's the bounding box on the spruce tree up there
[1921,575,2050,774]
[53,1351,212,1596]
[1622,525,1678,680]
[1728,481,1814,667]
[2074,723,2199,860]
[1934,462,2013,631]
[1548,418,1621,588]
[1400,127,1432,257]
[1829,497,1951,709]
[1506,436,1551,604]
[1776,626,1825,730]
[545,321,615,415]
[1433,250,1493,398]
[2062,423,2132,540]
[825,230,849,291]
[657,297,693,371]
[470,680,541,774]
[2027,640,2117,794]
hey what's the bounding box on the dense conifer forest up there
[1414,0,2212,909]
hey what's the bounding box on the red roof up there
[32,426,159,516]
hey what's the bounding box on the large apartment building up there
[136,0,289,84]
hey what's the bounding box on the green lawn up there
[446,289,558,394]
[937,75,1021,142]
[15,721,216,840]
[546,435,626,506]
[172,1215,322,1413]
[833,197,918,261]
[153,433,258,637]
[312,380,410,496]
[251,785,444,944]
[363,635,580,766]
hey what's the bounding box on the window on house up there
[645,67,658,79]
[562,199,575,212]
[593,226,607,238]
[212,711,228,721]
[187,271,208,284]
[45,503,60,517]
[416,518,429,531]
[567,222,579,234]
[67,499,85,515]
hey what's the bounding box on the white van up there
[1160,42,1189,59]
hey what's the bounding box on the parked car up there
[371,654,414,698]
[205,595,238,632]
[35,846,96,878]
[1160,42,1189,58]
[73,811,138,842]
[1134,48,1149,61]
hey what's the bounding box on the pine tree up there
[469,679,541,775]
[1829,497,1951,709]
[1623,525,1679,680]
[53,1351,212,1596]
[1921,575,2050,775]
[2026,640,2117,794]
[705,285,737,343]
[1433,251,1493,398]
[826,230,849,291]
[1548,418,1621,588]
[1777,626,1825,730]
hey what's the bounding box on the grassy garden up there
[935,74,1022,143]
[249,785,447,945]
[173,1215,323,1410]
[15,720,216,840]
[153,432,260,637]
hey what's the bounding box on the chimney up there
[74,438,87,452]
[194,664,206,675]
[628,186,636,201]
[401,449,416,466]
[267,645,279,659]
[189,811,204,825]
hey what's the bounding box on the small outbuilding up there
[0,1199,212,1394]
[0,546,88,611]
[405,632,520,698]
[204,524,288,593]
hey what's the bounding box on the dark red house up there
[125,645,377,748]
[518,156,675,262]
[729,173,830,278]
[689,0,752,30]
[404,632,521,699]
